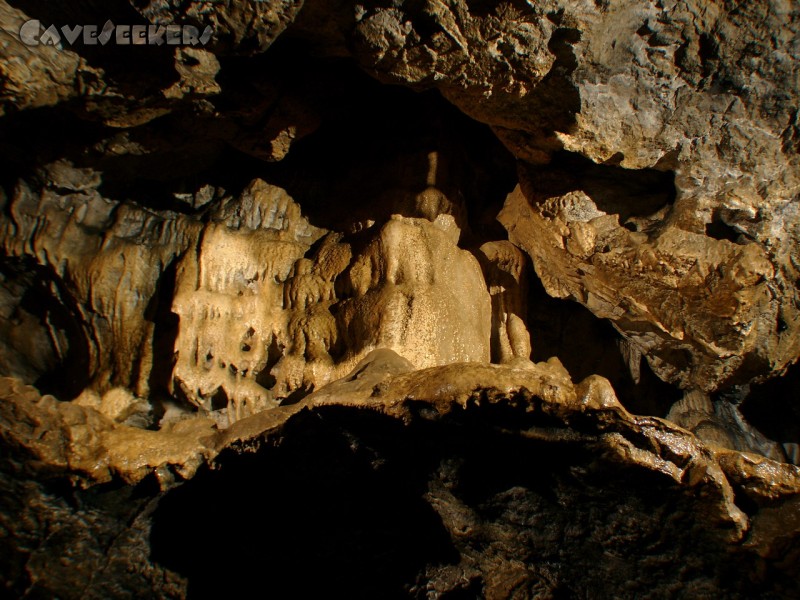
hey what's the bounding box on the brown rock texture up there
[297,0,800,392]
[3,356,800,597]
[0,0,799,597]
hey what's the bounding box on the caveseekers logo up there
[19,20,214,47]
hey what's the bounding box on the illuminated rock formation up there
[0,0,798,597]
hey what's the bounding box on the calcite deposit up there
[0,0,799,597]
[321,0,800,393]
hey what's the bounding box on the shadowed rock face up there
[1,1,799,598]
[3,357,800,597]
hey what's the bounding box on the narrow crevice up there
[145,256,181,414]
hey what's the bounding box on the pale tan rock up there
[0,169,495,427]
[0,161,203,398]
[309,348,416,406]
[716,449,800,501]
[298,0,800,391]
[667,389,788,462]
[0,377,215,486]
[263,212,493,408]
[101,416,216,484]
[162,48,221,101]
[475,241,532,364]
[170,180,324,420]
[500,182,784,391]
[98,387,150,424]
[335,214,492,371]
[74,389,102,410]
[0,3,102,114]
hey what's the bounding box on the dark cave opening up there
[148,404,761,599]
[741,361,800,448]
[705,211,745,244]
[0,37,519,238]
[248,40,519,242]
[150,408,460,599]
[521,151,677,230]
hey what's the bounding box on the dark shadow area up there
[0,256,91,400]
[208,386,228,412]
[89,38,518,233]
[523,151,676,229]
[278,384,315,406]
[0,105,110,187]
[150,408,459,599]
[705,210,746,244]
[741,361,800,446]
[0,102,255,218]
[463,0,535,18]
[0,446,165,599]
[145,255,180,405]
[94,138,231,216]
[527,273,681,417]
[254,336,282,390]
[148,402,788,598]
[537,25,582,128]
[719,350,774,389]
[0,104,217,219]
[251,40,518,241]
[0,38,517,233]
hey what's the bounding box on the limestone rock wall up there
[0,172,507,424]
[0,0,799,597]
[0,160,201,398]
[170,180,324,420]
[295,0,800,392]
[2,355,800,597]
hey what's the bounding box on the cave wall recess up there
[1,1,799,598]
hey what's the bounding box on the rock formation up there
[0,0,799,597]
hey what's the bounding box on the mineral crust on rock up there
[296,0,800,393]
[1,0,799,597]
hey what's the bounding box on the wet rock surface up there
[1,0,799,597]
